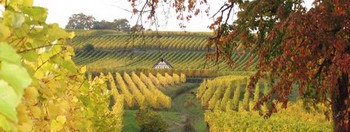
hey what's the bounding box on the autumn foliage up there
[129,0,350,131]
[249,1,350,131]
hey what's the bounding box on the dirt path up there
[165,83,208,132]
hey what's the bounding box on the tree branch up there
[35,50,62,73]
[18,44,64,54]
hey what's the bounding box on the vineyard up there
[70,30,212,50]
[69,30,333,131]
[70,30,258,76]
[196,75,333,131]
[90,72,186,109]
[2,0,347,131]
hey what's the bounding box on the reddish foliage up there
[239,0,349,130]
[128,0,350,131]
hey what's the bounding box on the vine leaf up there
[0,115,12,131]
[12,13,25,28]
[0,80,19,122]
[0,24,10,41]
[0,62,32,96]
[50,115,66,131]
[0,42,21,64]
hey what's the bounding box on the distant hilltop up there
[67,29,213,37]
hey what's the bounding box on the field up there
[68,30,332,132]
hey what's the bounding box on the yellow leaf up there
[68,32,75,39]
[31,106,42,118]
[50,115,66,132]
[0,24,10,41]
[17,121,33,132]
[17,104,32,124]
[23,0,33,7]
[72,96,78,103]
[57,101,69,115]
[56,115,66,124]
[80,66,87,74]
[24,86,39,99]
[48,102,59,118]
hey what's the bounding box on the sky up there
[33,0,231,32]
[19,0,313,32]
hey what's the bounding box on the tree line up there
[65,13,145,32]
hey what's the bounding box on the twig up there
[18,44,64,53]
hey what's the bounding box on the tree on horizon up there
[65,13,95,30]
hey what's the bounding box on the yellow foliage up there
[50,116,66,132]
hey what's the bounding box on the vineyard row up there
[90,72,186,109]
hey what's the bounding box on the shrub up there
[83,43,95,52]
[136,106,168,132]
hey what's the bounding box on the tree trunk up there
[331,73,350,132]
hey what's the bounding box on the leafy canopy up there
[0,0,124,131]
[128,0,350,131]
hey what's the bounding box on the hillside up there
[69,30,258,76]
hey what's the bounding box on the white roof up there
[153,60,173,69]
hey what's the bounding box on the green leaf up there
[2,10,25,29]
[47,23,71,42]
[80,96,90,106]
[21,50,38,62]
[52,56,76,72]
[0,61,32,96]
[12,13,25,28]
[22,7,48,23]
[0,115,12,131]
[0,80,20,122]
[0,42,21,64]
[0,24,11,41]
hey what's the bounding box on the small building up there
[153,58,173,69]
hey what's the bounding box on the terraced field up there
[70,30,258,76]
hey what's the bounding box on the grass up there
[123,110,139,132]
[123,110,183,132]
[172,87,207,132]
[160,83,200,98]
[122,83,207,132]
